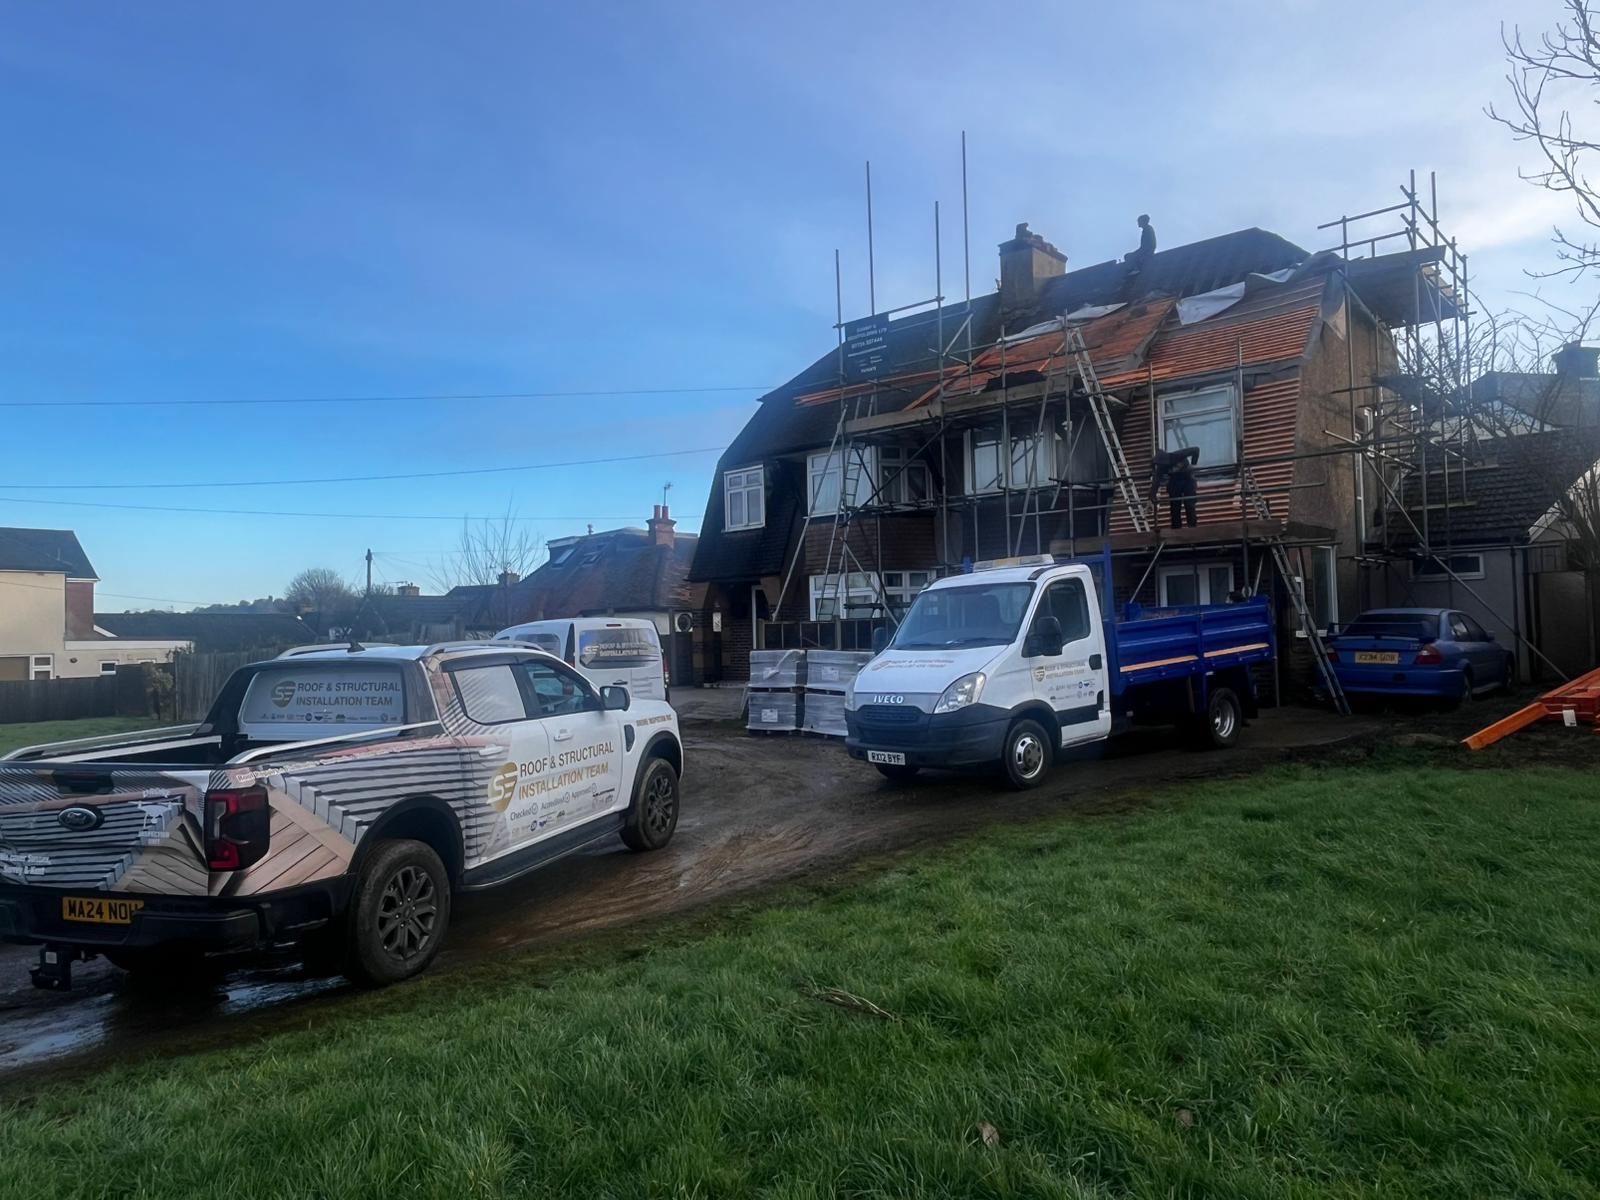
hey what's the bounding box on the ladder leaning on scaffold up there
[1239,466,1351,715]
[1064,322,1151,535]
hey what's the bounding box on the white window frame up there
[1158,562,1235,607]
[881,569,935,617]
[724,467,765,532]
[877,445,931,507]
[1158,383,1239,476]
[28,654,53,681]
[99,660,118,676]
[808,572,883,620]
[806,448,875,516]
[1289,545,1340,636]
[1412,552,1486,582]
[965,429,1059,495]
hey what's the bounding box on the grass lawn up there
[0,716,166,757]
[2,753,1598,1198]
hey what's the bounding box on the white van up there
[494,618,668,702]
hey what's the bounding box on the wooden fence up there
[0,666,155,725]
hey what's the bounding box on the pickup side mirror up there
[1027,615,1066,658]
[871,626,889,654]
[600,685,631,712]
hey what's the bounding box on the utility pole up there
[365,548,373,597]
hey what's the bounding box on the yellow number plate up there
[1353,651,1399,665]
[61,896,145,925]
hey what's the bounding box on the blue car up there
[1327,608,1513,706]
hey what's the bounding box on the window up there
[724,467,765,531]
[1308,546,1337,633]
[1413,553,1485,581]
[516,659,598,718]
[1158,563,1234,607]
[965,430,1058,494]
[809,572,882,620]
[1037,578,1092,642]
[1159,384,1238,474]
[882,570,934,617]
[878,445,931,506]
[1448,614,1472,642]
[99,661,118,676]
[239,665,407,732]
[451,664,529,725]
[577,626,659,669]
[28,655,52,681]
[891,582,1035,649]
[806,448,873,515]
[547,543,576,567]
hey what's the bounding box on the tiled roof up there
[0,528,97,578]
[1395,429,1600,546]
[515,527,700,618]
[95,611,315,650]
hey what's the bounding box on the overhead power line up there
[0,495,703,524]
[0,445,728,491]
[0,386,771,409]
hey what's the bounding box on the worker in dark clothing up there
[1150,445,1200,529]
[1137,213,1156,256]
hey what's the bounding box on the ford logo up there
[57,806,103,833]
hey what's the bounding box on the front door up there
[1027,576,1112,747]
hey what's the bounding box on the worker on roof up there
[1151,446,1200,529]
[1124,214,1156,272]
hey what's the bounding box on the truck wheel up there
[874,763,920,783]
[1201,688,1242,749]
[1002,719,1053,790]
[344,839,451,988]
[621,756,679,851]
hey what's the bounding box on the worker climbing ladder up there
[1066,323,1151,535]
[1240,467,1351,714]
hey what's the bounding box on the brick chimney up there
[396,582,420,598]
[498,570,521,587]
[998,222,1066,316]
[1553,341,1599,378]
[647,504,676,548]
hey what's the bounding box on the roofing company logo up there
[270,679,297,708]
[487,763,518,812]
[1032,665,1047,683]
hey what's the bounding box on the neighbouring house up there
[1474,342,1600,432]
[689,211,1463,695]
[504,506,706,682]
[1389,428,1600,682]
[0,527,188,680]
[314,586,501,645]
[94,611,317,655]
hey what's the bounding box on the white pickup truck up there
[0,642,684,989]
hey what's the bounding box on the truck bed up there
[1104,596,1274,697]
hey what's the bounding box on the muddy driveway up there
[0,705,1434,1085]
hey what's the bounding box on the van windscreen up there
[239,665,407,735]
[578,627,659,669]
[891,583,1034,649]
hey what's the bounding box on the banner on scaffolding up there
[842,314,890,381]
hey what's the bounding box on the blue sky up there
[0,1,1576,608]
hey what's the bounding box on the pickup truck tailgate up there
[0,765,212,895]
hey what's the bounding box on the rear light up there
[1414,644,1443,665]
[1325,647,1339,662]
[204,787,270,872]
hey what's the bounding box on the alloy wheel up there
[376,864,439,963]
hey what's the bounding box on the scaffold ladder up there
[1065,323,1151,535]
[1240,467,1351,715]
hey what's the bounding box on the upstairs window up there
[724,467,765,531]
[807,448,873,516]
[809,572,882,620]
[965,430,1058,494]
[1159,384,1238,475]
[878,445,931,506]
[1159,562,1234,607]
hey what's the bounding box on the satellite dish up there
[674,612,694,634]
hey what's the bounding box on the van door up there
[575,624,664,701]
[1026,575,1111,747]
[514,657,627,828]
[446,660,555,864]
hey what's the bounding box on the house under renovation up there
[688,178,1580,696]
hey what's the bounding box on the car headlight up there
[933,672,987,714]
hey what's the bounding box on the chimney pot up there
[498,570,520,587]
[998,222,1066,316]
[397,582,421,598]
[647,503,677,548]
[1554,341,1599,379]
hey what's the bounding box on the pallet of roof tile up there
[750,649,806,689]
[746,689,802,734]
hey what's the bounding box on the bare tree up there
[284,567,358,615]
[428,511,545,591]
[1489,1,1600,278]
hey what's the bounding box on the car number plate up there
[866,751,906,766]
[61,896,144,925]
[1353,651,1399,665]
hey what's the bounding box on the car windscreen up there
[1341,614,1438,641]
[890,582,1034,649]
[238,664,408,736]
[578,627,660,669]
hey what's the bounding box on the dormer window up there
[724,467,765,531]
